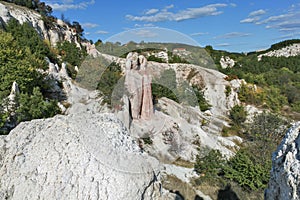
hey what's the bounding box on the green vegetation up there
[2,0,52,16]
[16,87,60,122]
[223,150,270,190]
[56,41,87,78]
[152,69,178,103]
[206,42,300,114]
[152,69,210,111]
[0,19,62,133]
[96,42,214,67]
[96,62,123,106]
[229,105,247,126]
[194,149,225,181]
[195,111,289,198]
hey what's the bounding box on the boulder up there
[0,113,176,199]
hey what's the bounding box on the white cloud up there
[249,9,267,17]
[240,16,260,23]
[144,23,155,27]
[215,32,251,39]
[145,9,159,15]
[126,3,227,22]
[258,13,294,24]
[47,0,95,11]
[62,0,73,3]
[240,9,266,23]
[82,22,99,28]
[266,20,300,30]
[190,32,208,36]
[165,4,174,9]
[96,30,109,34]
[215,43,230,47]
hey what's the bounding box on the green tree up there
[223,150,270,190]
[229,105,247,126]
[16,87,60,122]
[57,41,86,67]
[97,62,123,105]
[195,149,225,178]
[0,30,44,94]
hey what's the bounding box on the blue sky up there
[45,0,300,52]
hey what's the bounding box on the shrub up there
[16,87,60,122]
[225,85,231,97]
[229,105,247,125]
[152,69,178,103]
[223,150,270,191]
[97,62,123,106]
[56,41,86,67]
[194,149,225,178]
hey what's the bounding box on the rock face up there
[265,122,300,200]
[0,113,176,199]
[0,2,79,46]
[258,43,300,61]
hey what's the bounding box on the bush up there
[56,41,86,67]
[147,55,165,63]
[229,105,247,125]
[16,87,60,122]
[194,149,225,178]
[223,150,270,191]
[97,62,123,105]
[152,69,178,103]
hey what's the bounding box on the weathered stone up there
[0,2,79,46]
[124,53,154,120]
[220,56,235,69]
[265,122,300,200]
[49,62,58,73]
[59,62,69,77]
[258,43,300,61]
[0,113,175,199]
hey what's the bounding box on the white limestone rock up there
[0,2,79,46]
[258,43,300,61]
[220,56,235,69]
[265,122,300,200]
[0,113,176,199]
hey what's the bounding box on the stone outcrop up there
[258,43,300,61]
[7,81,19,111]
[0,113,177,199]
[265,122,300,200]
[220,56,235,69]
[124,52,153,120]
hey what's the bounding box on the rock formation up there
[265,122,300,200]
[0,2,80,46]
[0,113,176,199]
[220,56,235,69]
[124,52,153,120]
[258,43,300,61]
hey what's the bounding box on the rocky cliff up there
[0,1,79,46]
[265,122,300,200]
[0,113,178,199]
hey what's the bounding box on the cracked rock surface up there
[265,122,300,200]
[0,113,172,200]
